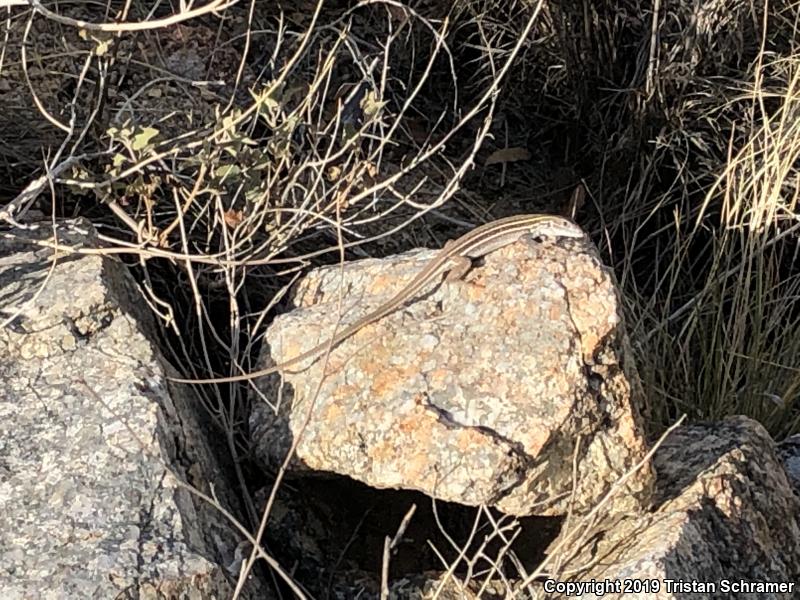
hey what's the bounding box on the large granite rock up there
[0,221,264,598]
[250,230,652,516]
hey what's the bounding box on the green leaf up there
[132,127,159,151]
[216,164,241,180]
[361,90,386,119]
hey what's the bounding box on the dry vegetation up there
[2,0,800,595]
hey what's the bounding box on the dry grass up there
[621,14,800,438]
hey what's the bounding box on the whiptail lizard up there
[171,214,585,384]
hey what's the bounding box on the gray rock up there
[0,221,264,598]
[777,433,800,494]
[550,417,800,599]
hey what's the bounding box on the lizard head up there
[534,216,586,239]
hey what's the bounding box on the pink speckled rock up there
[251,232,652,516]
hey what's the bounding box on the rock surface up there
[553,417,800,599]
[777,433,800,494]
[0,221,261,598]
[250,232,652,516]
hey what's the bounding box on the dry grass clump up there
[639,54,800,437]
[579,0,800,437]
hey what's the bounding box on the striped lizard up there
[171,214,585,384]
